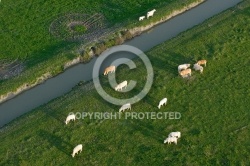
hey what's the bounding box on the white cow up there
[72,144,82,158]
[178,64,190,72]
[168,131,181,138]
[164,137,178,144]
[115,80,128,91]
[119,103,131,112]
[139,16,145,21]
[147,9,156,19]
[65,114,76,125]
[158,98,167,109]
[193,63,203,73]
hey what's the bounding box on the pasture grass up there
[73,25,88,33]
[0,0,200,96]
[0,1,250,165]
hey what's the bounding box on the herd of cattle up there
[178,59,207,77]
[65,59,207,157]
[63,3,206,158]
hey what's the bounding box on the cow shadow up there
[93,91,119,111]
[127,119,164,143]
[43,107,66,125]
[130,87,156,108]
[151,50,194,77]
[141,95,157,108]
[38,129,73,156]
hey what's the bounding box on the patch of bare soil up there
[0,59,24,80]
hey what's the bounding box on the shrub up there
[105,39,116,48]
[121,30,133,40]
[94,42,107,56]
[114,36,124,45]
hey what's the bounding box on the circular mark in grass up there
[49,13,116,42]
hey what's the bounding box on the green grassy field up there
[0,1,250,165]
[0,0,199,96]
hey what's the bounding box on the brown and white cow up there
[103,66,116,75]
[179,68,191,78]
[197,60,207,67]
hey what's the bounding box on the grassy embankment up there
[0,1,250,165]
[0,0,200,99]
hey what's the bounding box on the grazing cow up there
[168,132,181,138]
[115,80,128,91]
[197,60,207,67]
[72,144,82,158]
[139,16,145,21]
[193,63,203,73]
[104,66,116,75]
[65,114,76,125]
[147,9,156,19]
[119,103,131,112]
[158,98,167,109]
[179,68,191,78]
[164,137,178,144]
[178,64,191,72]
